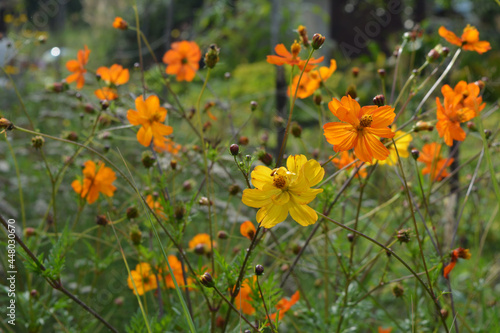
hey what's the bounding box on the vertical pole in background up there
[271,0,287,163]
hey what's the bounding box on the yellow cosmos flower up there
[378,128,413,166]
[242,155,324,229]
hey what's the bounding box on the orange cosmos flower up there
[233,277,257,315]
[163,255,192,289]
[287,59,337,99]
[146,194,166,218]
[442,81,485,117]
[268,291,300,322]
[331,151,367,178]
[112,17,128,30]
[127,262,158,295]
[189,233,216,252]
[378,327,393,333]
[443,248,471,278]
[71,160,117,204]
[417,143,453,181]
[436,98,475,147]
[323,95,396,163]
[96,64,129,86]
[267,41,324,72]
[240,221,256,240]
[162,41,202,82]
[438,25,491,54]
[66,45,90,89]
[94,87,118,101]
[127,95,173,148]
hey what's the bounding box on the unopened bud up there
[65,131,78,142]
[392,283,405,297]
[291,122,302,138]
[373,94,385,106]
[30,289,39,298]
[126,206,139,219]
[100,100,109,110]
[273,115,285,128]
[194,244,206,255]
[484,129,492,139]
[230,144,239,156]
[258,152,273,166]
[397,229,411,244]
[352,67,359,78]
[313,93,322,105]
[200,272,215,288]
[346,85,357,99]
[255,264,264,276]
[414,121,434,132]
[238,136,249,145]
[96,215,108,226]
[217,230,228,239]
[440,47,450,57]
[440,308,449,319]
[183,180,192,191]
[24,227,36,238]
[84,103,95,114]
[228,184,241,195]
[347,233,354,242]
[466,121,477,131]
[170,159,177,170]
[0,118,14,131]
[292,244,302,255]
[427,49,440,62]
[377,69,386,78]
[199,197,212,206]
[130,228,142,245]
[205,44,220,69]
[474,80,485,90]
[250,101,258,111]
[174,204,186,220]
[411,148,420,160]
[114,297,124,306]
[31,136,45,149]
[141,151,156,168]
[311,33,325,49]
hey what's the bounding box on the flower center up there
[181,58,188,64]
[150,113,162,123]
[273,174,287,189]
[359,114,373,128]
[142,276,150,284]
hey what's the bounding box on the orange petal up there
[438,26,462,47]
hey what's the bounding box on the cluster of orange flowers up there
[127,257,193,296]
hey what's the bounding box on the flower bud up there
[411,148,420,160]
[258,151,273,166]
[397,229,411,244]
[427,49,440,62]
[273,115,285,128]
[377,69,386,78]
[31,135,45,149]
[170,159,178,170]
[346,85,357,99]
[199,197,212,206]
[24,227,36,238]
[126,206,139,219]
[174,204,186,220]
[183,180,193,191]
[373,94,385,106]
[205,44,220,69]
[64,131,78,142]
[351,67,359,78]
[0,118,14,131]
[30,289,39,298]
[228,184,241,195]
[84,103,95,114]
[292,244,302,255]
[440,308,449,319]
[474,80,485,90]
[297,25,309,47]
[347,233,354,242]
[255,264,264,276]
[238,136,249,145]
[114,297,124,306]
[484,129,492,139]
[141,151,156,168]
[440,46,450,57]
[194,244,206,255]
[130,228,142,245]
[230,144,239,156]
[311,33,325,50]
[200,272,215,288]
[291,122,302,138]
[413,121,434,132]
[96,215,108,226]
[217,230,228,239]
[313,93,322,105]
[392,283,404,297]
[250,101,258,111]
[100,100,109,110]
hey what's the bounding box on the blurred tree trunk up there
[413,0,426,23]
[272,0,286,162]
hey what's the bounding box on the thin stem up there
[213,286,259,332]
[257,276,275,332]
[276,49,315,166]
